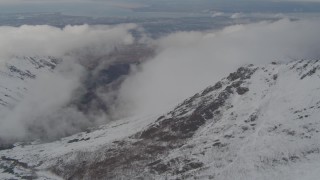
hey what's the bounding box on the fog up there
[115,19,320,117]
[0,24,136,59]
[0,24,136,142]
[1,19,320,143]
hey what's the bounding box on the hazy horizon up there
[1,0,320,17]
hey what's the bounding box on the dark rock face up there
[301,67,318,79]
[8,66,36,79]
[150,158,204,175]
[0,144,14,151]
[50,65,256,180]
[227,66,257,81]
[1,156,38,179]
[67,138,90,144]
[27,56,60,69]
[201,81,223,96]
[236,87,249,95]
[5,56,59,80]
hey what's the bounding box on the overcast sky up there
[1,0,320,4]
[0,0,147,17]
[0,0,320,16]
[0,0,149,8]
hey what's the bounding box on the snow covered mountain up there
[0,56,60,117]
[1,59,320,180]
[0,47,151,144]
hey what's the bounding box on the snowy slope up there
[1,59,320,180]
[0,56,60,115]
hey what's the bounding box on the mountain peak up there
[1,59,320,179]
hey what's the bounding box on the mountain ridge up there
[1,59,320,179]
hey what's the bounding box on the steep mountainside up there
[1,59,320,180]
[0,56,60,115]
[0,46,153,144]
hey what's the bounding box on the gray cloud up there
[0,24,137,142]
[114,19,320,118]
[1,18,320,144]
[0,24,136,59]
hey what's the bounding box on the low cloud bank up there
[0,24,136,59]
[115,19,320,117]
[1,19,320,143]
[0,24,136,142]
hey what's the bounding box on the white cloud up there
[0,24,136,59]
[2,18,320,143]
[0,24,137,142]
[230,13,244,19]
[115,19,320,117]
